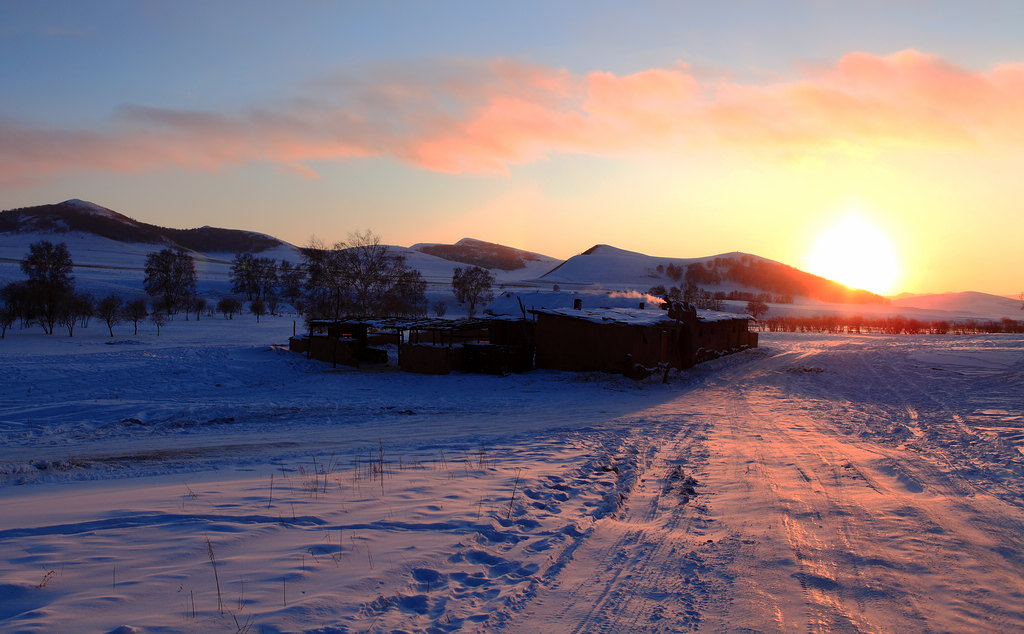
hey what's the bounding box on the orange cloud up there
[706,50,1024,151]
[2,50,1023,185]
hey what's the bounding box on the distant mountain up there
[540,244,887,304]
[891,291,1022,319]
[411,238,560,272]
[0,200,923,308]
[0,199,285,254]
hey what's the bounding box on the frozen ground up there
[1,318,1023,632]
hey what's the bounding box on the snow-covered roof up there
[308,317,493,331]
[530,306,673,326]
[530,306,748,326]
[486,290,663,317]
[696,309,753,322]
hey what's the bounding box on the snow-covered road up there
[1,325,1022,631]
[518,335,1024,631]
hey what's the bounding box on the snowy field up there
[2,318,1023,632]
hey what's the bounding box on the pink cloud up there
[706,50,1024,150]
[2,50,1023,185]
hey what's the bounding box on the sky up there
[2,1,1023,296]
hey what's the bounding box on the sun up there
[807,215,899,295]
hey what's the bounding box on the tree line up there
[648,284,726,311]
[758,314,1024,335]
[2,231,498,338]
[294,230,494,321]
[1,241,265,338]
[652,258,886,304]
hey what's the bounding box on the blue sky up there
[3,1,1024,294]
[8,0,1022,126]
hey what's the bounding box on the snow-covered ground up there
[2,318,1023,632]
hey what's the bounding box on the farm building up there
[397,318,532,375]
[288,319,388,367]
[288,300,755,378]
[530,302,756,378]
[288,317,535,374]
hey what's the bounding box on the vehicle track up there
[500,337,1024,632]
[510,402,728,632]
[730,338,1024,631]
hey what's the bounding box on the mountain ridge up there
[541,244,887,305]
[5,199,1008,311]
[0,199,286,254]
[410,237,559,272]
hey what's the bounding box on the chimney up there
[639,302,645,310]
[573,298,582,310]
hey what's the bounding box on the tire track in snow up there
[841,344,1024,632]
[722,382,876,633]
[722,338,1024,632]
[698,340,984,632]
[510,406,727,632]
[573,423,715,633]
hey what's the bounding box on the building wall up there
[289,335,360,366]
[399,344,464,374]
[534,315,673,373]
[534,313,755,376]
[693,318,756,362]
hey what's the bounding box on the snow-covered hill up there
[0,230,542,307]
[536,244,885,305]
[411,237,561,277]
[537,244,731,287]
[2,200,1020,321]
[1,199,286,254]
[891,291,1022,320]
[0,230,301,299]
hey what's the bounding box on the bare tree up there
[144,248,196,315]
[124,298,148,335]
[97,295,123,337]
[0,302,14,338]
[189,295,208,321]
[694,289,724,311]
[278,260,305,311]
[451,266,495,317]
[380,267,427,317]
[337,230,408,316]
[745,299,769,324]
[256,258,278,301]
[230,253,259,301]
[217,297,242,319]
[665,262,683,282]
[21,241,75,334]
[77,292,95,328]
[58,301,77,337]
[301,230,425,318]
[57,293,93,337]
[150,302,168,335]
[301,236,346,318]
[1,282,34,329]
[250,298,266,322]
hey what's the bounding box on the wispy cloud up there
[3,50,1023,185]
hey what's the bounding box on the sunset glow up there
[0,2,1022,295]
[807,215,900,295]
[2,6,1024,632]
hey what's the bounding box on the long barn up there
[530,302,756,378]
[289,302,756,378]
